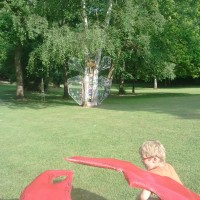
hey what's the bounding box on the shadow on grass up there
[0,189,107,200]
[1,83,200,119]
[72,188,107,200]
[0,83,77,109]
[97,92,200,119]
[0,188,107,200]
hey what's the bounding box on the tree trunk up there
[165,78,167,87]
[119,79,125,95]
[107,64,114,79]
[132,79,135,94]
[63,63,68,99]
[104,0,113,30]
[81,0,89,60]
[131,62,137,95]
[154,77,158,89]
[81,0,88,30]
[15,44,24,99]
[118,61,126,95]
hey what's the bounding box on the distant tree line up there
[0,0,199,98]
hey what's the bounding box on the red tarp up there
[66,156,200,200]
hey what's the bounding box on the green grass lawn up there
[0,83,200,199]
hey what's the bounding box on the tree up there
[0,0,48,98]
[28,25,78,97]
[108,0,166,93]
[27,0,82,98]
[0,35,14,81]
[109,0,199,89]
[158,0,200,80]
[76,0,113,107]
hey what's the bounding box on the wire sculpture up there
[67,54,112,106]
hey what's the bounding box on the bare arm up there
[136,189,151,200]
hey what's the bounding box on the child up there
[136,140,182,200]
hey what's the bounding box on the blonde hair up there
[139,140,166,162]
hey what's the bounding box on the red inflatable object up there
[20,170,73,200]
[65,156,200,200]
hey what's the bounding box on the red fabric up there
[20,170,73,200]
[65,156,200,200]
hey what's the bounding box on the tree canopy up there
[0,0,199,97]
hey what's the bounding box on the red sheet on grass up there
[65,156,200,200]
[20,170,73,200]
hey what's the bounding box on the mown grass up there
[0,83,200,200]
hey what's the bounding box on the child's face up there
[141,155,158,170]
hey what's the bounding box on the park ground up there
[0,83,200,199]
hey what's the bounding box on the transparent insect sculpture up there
[67,54,112,107]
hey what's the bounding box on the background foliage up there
[0,0,199,96]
